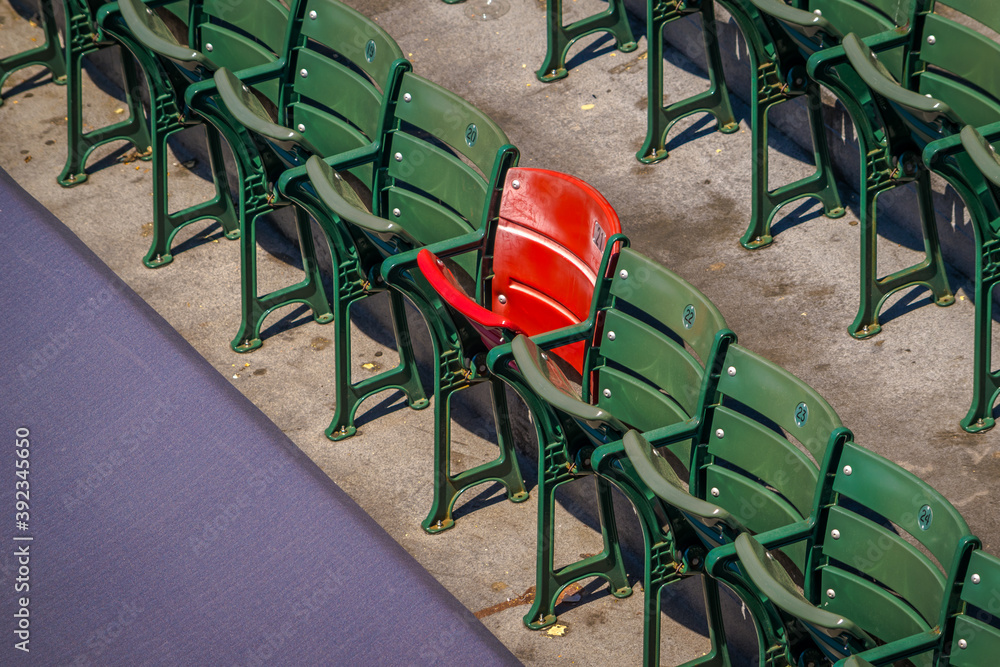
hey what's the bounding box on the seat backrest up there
[375,71,515,279]
[586,247,727,439]
[810,0,917,74]
[906,1,1000,126]
[117,0,287,86]
[687,335,843,568]
[487,167,622,372]
[945,547,1000,665]
[804,441,971,665]
[192,0,289,72]
[275,0,404,170]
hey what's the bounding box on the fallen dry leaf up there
[545,624,568,637]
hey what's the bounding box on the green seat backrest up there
[193,0,289,89]
[760,0,914,76]
[278,0,404,166]
[697,342,841,568]
[874,1,1000,129]
[810,0,914,75]
[590,248,727,440]
[812,442,970,663]
[376,71,511,278]
[912,3,1000,126]
[950,549,1000,665]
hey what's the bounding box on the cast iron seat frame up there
[180,0,406,353]
[271,65,520,498]
[639,0,847,251]
[0,0,68,105]
[485,242,729,653]
[0,0,160,186]
[808,0,1000,430]
[102,0,293,269]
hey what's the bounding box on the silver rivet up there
[727,366,736,377]
[512,179,521,189]
[146,7,152,14]
[843,465,853,475]
[297,123,305,132]
[715,429,724,439]
[394,152,402,162]
[972,574,982,584]
[403,93,412,103]
[813,9,822,15]
[309,10,317,19]
[392,208,401,217]
[831,529,841,539]
[619,269,628,279]
[205,43,214,52]
[498,294,507,304]
[926,93,934,98]
[826,589,836,599]
[710,487,720,497]
[242,85,249,92]
[602,389,612,398]
[958,639,968,649]
[607,331,616,341]
[927,35,936,45]
[300,68,309,78]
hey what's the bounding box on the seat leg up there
[851,166,954,339]
[524,472,632,629]
[536,0,636,82]
[59,35,152,186]
[965,269,1000,432]
[325,287,430,440]
[741,81,846,248]
[422,375,528,534]
[230,188,333,351]
[142,124,241,268]
[58,23,152,187]
[923,154,999,433]
[638,0,738,163]
[0,0,67,104]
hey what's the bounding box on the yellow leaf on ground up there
[546,624,568,637]
[581,104,595,111]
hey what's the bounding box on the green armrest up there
[961,125,1000,188]
[619,430,736,527]
[379,230,486,296]
[117,0,205,65]
[747,0,838,39]
[842,33,950,123]
[705,519,814,577]
[511,335,626,432]
[305,156,416,246]
[830,629,941,667]
[486,321,594,376]
[184,58,286,110]
[807,29,908,79]
[215,68,316,152]
[735,533,868,637]
[835,657,876,667]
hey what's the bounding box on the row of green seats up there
[1,0,619,552]
[7,3,1000,664]
[477,240,995,666]
[509,0,1000,433]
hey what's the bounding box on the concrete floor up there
[1,0,998,664]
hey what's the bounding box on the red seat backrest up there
[489,167,622,372]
